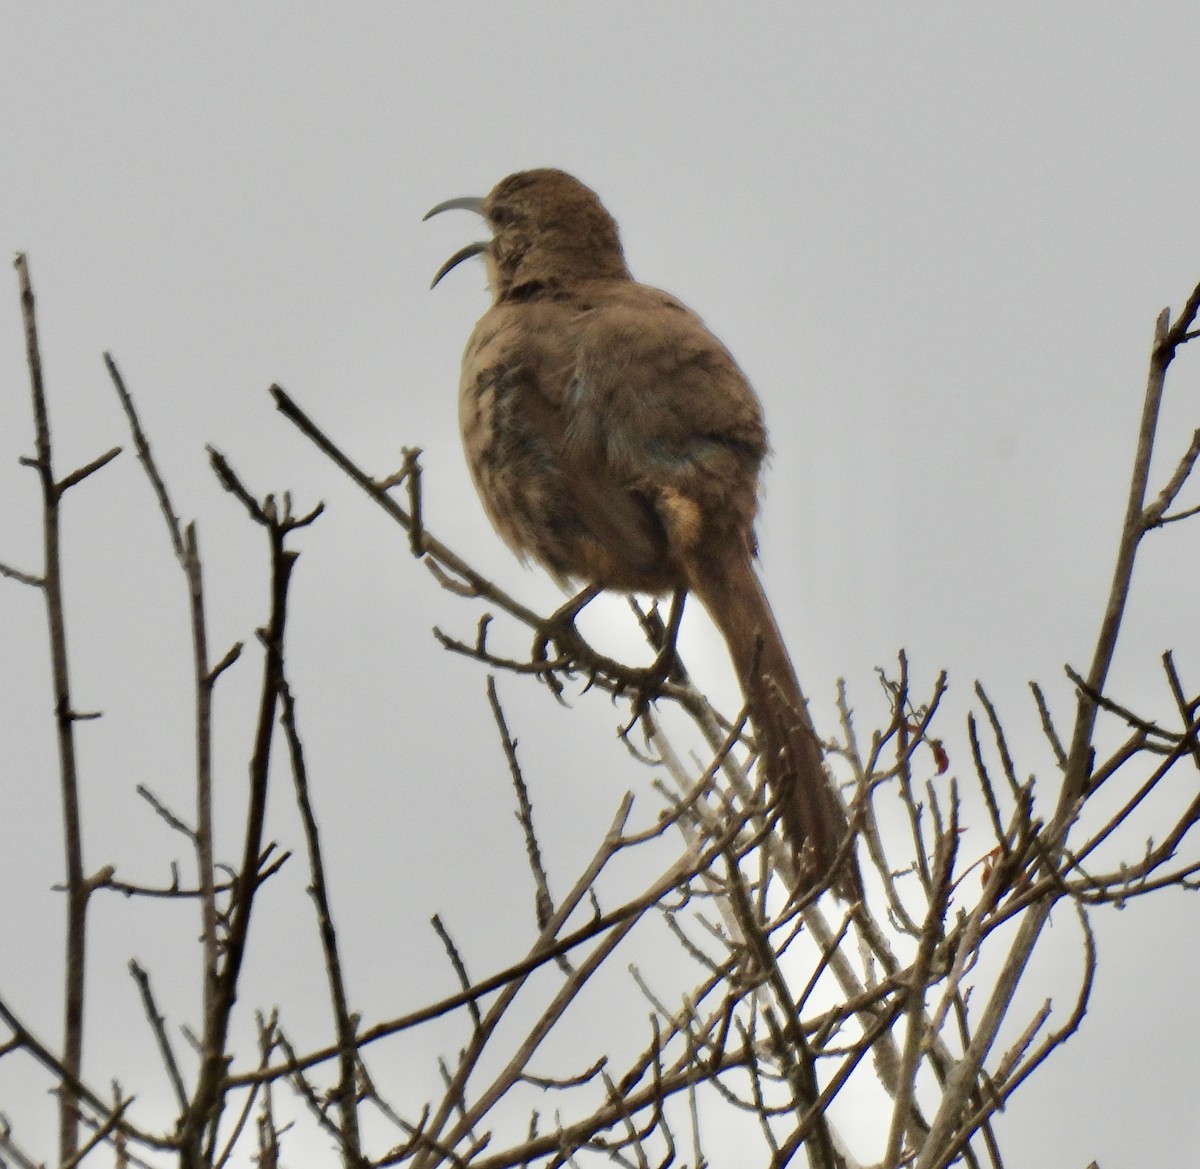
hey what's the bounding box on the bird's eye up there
[489,205,515,227]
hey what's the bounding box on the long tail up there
[688,551,857,897]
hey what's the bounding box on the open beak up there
[424,196,489,288]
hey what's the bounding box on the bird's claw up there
[530,586,601,697]
[624,643,679,719]
[621,589,686,724]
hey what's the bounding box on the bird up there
[426,168,855,897]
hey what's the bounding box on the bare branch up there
[1029,681,1067,770]
[886,795,959,1168]
[272,384,542,627]
[61,1095,131,1169]
[0,994,174,1152]
[485,676,557,936]
[14,252,89,1162]
[178,463,304,1165]
[135,784,197,841]
[431,915,482,1035]
[128,960,188,1112]
[1060,304,1172,816]
[0,560,44,588]
[278,678,363,1163]
[56,446,122,495]
[1144,426,1200,528]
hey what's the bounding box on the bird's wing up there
[564,283,769,559]
[459,298,673,590]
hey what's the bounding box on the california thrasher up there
[426,168,854,896]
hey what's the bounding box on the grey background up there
[2,6,1198,1165]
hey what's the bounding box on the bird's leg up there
[645,588,687,685]
[623,589,688,722]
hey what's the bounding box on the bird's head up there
[425,168,630,300]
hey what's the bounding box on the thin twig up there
[178,463,304,1164]
[431,915,482,1035]
[279,677,363,1163]
[485,676,558,938]
[128,961,188,1111]
[15,252,89,1163]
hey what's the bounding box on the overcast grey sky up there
[3,6,1199,1166]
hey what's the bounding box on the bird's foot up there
[621,590,687,723]
[531,585,602,697]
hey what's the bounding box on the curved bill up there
[423,195,486,221]
[430,240,489,288]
